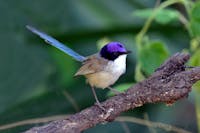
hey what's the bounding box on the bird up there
[26,25,131,110]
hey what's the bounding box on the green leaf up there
[189,48,200,66]
[133,8,180,24]
[139,41,169,75]
[190,19,200,37]
[191,2,200,21]
[190,38,200,52]
[107,83,133,97]
[190,2,200,37]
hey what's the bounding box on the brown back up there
[74,54,108,76]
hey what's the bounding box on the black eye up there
[113,52,119,56]
[118,44,122,48]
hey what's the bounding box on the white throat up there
[107,54,127,75]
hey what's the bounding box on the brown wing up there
[74,54,108,76]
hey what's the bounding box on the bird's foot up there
[94,101,106,112]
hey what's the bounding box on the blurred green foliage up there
[133,8,180,24]
[0,0,199,133]
[138,41,169,75]
[190,1,200,37]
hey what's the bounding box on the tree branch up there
[25,53,200,133]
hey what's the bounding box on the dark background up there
[0,0,197,132]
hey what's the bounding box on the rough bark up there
[25,53,200,133]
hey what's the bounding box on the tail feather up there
[26,25,86,62]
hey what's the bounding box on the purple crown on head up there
[100,42,129,61]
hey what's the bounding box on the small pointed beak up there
[123,50,131,54]
[119,50,131,55]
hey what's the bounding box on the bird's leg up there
[107,86,122,95]
[91,87,105,111]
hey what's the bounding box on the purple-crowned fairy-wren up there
[26,25,131,110]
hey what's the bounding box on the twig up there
[119,121,131,133]
[116,116,191,133]
[144,113,157,133]
[0,114,190,133]
[24,53,199,133]
[0,115,69,131]
[62,90,80,112]
[155,0,161,7]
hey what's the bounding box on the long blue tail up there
[26,25,86,62]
